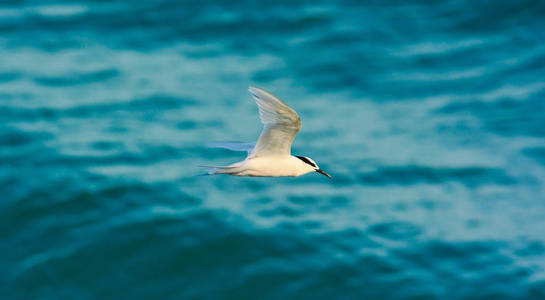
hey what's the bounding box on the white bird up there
[205,86,331,178]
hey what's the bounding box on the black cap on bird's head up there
[295,156,332,178]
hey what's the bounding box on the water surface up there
[2,0,545,298]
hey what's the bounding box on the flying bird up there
[205,86,331,178]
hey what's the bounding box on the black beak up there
[316,169,332,178]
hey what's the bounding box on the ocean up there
[2,0,545,299]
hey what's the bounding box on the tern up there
[205,86,332,178]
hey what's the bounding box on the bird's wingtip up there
[248,86,266,93]
[248,86,262,99]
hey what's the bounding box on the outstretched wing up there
[248,86,301,158]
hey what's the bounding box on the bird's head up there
[295,156,332,178]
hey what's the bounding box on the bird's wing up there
[248,86,301,158]
[206,142,255,154]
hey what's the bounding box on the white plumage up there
[205,86,331,178]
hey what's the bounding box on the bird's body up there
[212,156,313,177]
[206,87,331,179]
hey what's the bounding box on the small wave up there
[358,165,515,186]
[1,94,196,121]
[0,72,20,83]
[437,93,545,137]
[33,68,119,86]
[30,4,88,18]
[392,39,486,57]
[523,147,545,165]
[0,125,52,147]
[367,221,422,240]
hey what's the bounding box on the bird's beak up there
[316,169,332,179]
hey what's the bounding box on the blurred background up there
[2,0,545,299]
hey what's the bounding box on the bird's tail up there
[198,165,238,176]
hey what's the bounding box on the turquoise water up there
[2,0,545,298]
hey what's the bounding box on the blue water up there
[2,0,545,298]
